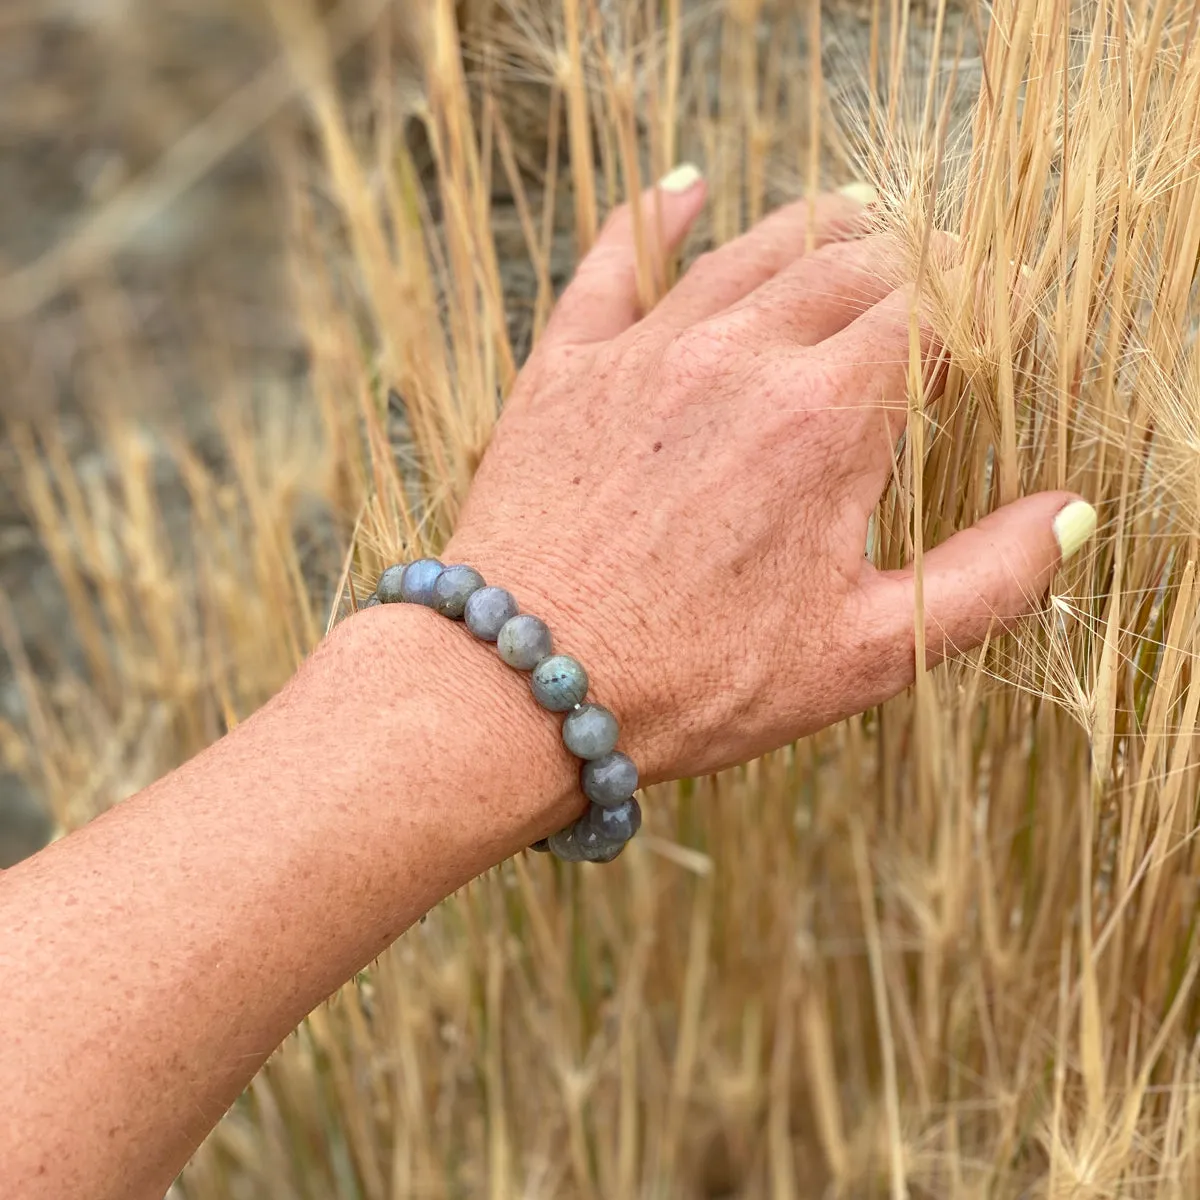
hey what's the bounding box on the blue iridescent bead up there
[464,586,519,641]
[361,594,382,609]
[400,558,444,606]
[531,655,589,712]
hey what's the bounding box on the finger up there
[816,280,949,450]
[850,494,1098,703]
[726,230,960,348]
[544,164,709,346]
[646,184,878,330]
[821,250,1038,441]
[824,281,943,402]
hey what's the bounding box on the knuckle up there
[534,339,589,380]
[695,305,768,351]
[680,249,721,285]
[658,321,740,385]
[813,230,896,268]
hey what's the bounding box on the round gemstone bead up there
[581,751,639,808]
[562,703,619,760]
[432,565,486,619]
[547,825,587,862]
[586,797,641,844]
[400,558,444,606]
[497,615,553,670]
[361,594,382,609]
[584,839,626,864]
[464,586,519,642]
[572,818,624,862]
[375,564,407,603]
[531,655,589,712]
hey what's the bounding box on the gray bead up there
[548,814,629,864]
[586,797,641,844]
[376,564,407,603]
[361,594,382,609]
[549,816,625,864]
[400,558,444,605]
[531,655,589,712]
[529,838,551,853]
[562,703,619,759]
[432,565,486,619]
[547,825,588,862]
[583,839,626,864]
[573,818,626,862]
[464,586,519,641]
[497,614,553,670]
[581,751,639,808]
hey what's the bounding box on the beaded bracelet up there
[362,558,642,864]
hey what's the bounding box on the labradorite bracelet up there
[363,559,642,864]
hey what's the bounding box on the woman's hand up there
[447,167,1094,779]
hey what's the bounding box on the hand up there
[445,168,1094,781]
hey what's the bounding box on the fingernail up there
[838,181,878,207]
[658,163,703,193]
[1053,500,1097,563]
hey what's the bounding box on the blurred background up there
[0,0,416,867]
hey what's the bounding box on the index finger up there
[543,165,709,347]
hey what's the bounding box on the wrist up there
[332,602,583,867]
[439,535,668,777]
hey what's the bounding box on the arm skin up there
[0,605,579,1200]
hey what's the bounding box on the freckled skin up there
[445,216,1081,780]
[0,178,1084,1200]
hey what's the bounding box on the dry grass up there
[6,0,1200,1196]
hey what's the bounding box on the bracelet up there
[363,558,642,864]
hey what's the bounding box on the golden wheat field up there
[5,0,1200,1195]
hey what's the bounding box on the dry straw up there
[7,0,1200,1195]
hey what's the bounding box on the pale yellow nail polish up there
[1053,500,1097,562]
[838,181,878,207]
[658,163,703,193]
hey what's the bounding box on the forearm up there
[0,605,577,1200]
